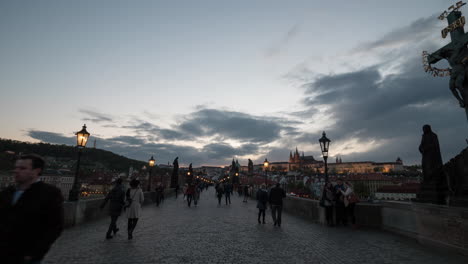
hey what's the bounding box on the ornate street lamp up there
[319,131,331,182]
[148,156,155,191]
[69,124,90,201]
[263,158,269,185]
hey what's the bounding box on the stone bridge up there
[45,188,468,264]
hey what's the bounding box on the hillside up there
[0,138,149,173]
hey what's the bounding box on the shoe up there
[258,219,261,224]
[106,234,113,239]
[128,233,133,240]
[263,221,266,224]
[113,228,119,235]
[274,221,277,226]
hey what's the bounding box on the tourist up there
[216,183,224,205]
[334,180,347,226]
[193,183,200,206]
[243,184,249,202]
[186,184,195,207]
[269,183,286,227]
[0,154,64,264]
[175,184,179,199]
[341,181,358,228]
[224,183,231,205]
[256,184,268,224]
[322,182,335,227]
[100,178,126,239]
[182,184,188,200]
[125,179,144,240]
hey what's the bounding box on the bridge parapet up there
[283,196,468,256]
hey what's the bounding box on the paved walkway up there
[45,188,468,264]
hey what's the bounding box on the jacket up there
[0,181,64,263]
[269,186,286,206]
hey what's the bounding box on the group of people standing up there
[321,180,358,227]
[255,183,286,226]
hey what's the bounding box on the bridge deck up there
[45,188,467,263]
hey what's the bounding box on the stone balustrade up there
[283,196,468,256]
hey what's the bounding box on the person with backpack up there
[100,178,126,239]
[125,179,144,240]
[256,184,268,224]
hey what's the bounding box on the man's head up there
[14,154,45,185]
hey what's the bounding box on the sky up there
[1,0,467,167]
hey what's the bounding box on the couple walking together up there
[100,178,144,240]
[256,183,286,226]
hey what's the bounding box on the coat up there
[269,186,286,206]
[101,184,126,217]
[256,189,268,210]
[125,188,144,219]
[0,181,64,263]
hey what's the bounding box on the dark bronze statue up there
[170,157,179,188]
[248,159,254,176]
[419,125,444,183]
[424,2,468,122]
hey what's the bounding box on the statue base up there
[416,182,447,205]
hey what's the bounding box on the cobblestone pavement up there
[45,188,468,264]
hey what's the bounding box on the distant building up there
[327,157,404,174]
[288,148,322,171]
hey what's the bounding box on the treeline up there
[0,138,147,172]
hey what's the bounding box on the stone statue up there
[248,159,254,176]
[419,125,444,183]
[170,157,179,188]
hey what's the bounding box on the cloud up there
[27,130,75,145]
[266,23,301,58]
[290,14,467,164]
[79,109,113,123]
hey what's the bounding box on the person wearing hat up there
[125,179,144,240]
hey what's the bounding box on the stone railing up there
[63,188,175,227]
[282,196,468,256]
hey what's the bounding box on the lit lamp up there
[263,158,269,185]
[69,124,90,201]
[319,131,331,182]
[148,156,155,191]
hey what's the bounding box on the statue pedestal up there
[416,182,447,205]
[444,147,468,207]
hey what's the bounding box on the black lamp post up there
[263,158,269,185]
[319,131,331,183]
[69,124,90,201]
[148,156,155,191]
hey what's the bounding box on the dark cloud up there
[28,130,75,145]
[79,109,113,123]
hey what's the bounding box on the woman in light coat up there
[126,179,144,240]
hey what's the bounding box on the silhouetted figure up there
[186,184,195,207]
[256,184,268,224]
[171,157,179,188]
[269,183,286,227]
[175,184,180,198]
[419,124,444,184]
[100,178,125,239]
[334,180,347,226]
[216,184,224,205]
[125,179,144,240]
[0,154,64,264]
[224,183,231,205]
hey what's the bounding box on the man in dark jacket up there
[269,183,286,227]
[0,154,64,264]
[100,178,125,239]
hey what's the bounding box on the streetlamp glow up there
[75,124,90,148]
[69,124,91,201]
[147,156,155,191]
[263,158,269,185]
[319,131,331,182]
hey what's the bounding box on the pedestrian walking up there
[243,185,249,202]
[216,183,224,205]
[175,184,179,199]
[186,184,195,207]
[100,178,126,239]
[224,183,231,205]
[193,183,200,206]
[269,183,286,227]
[183,184,188,200]
[0,154,64,264]
[321,182,335,227]
[125,179,144,240]
[256,184,268,224]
